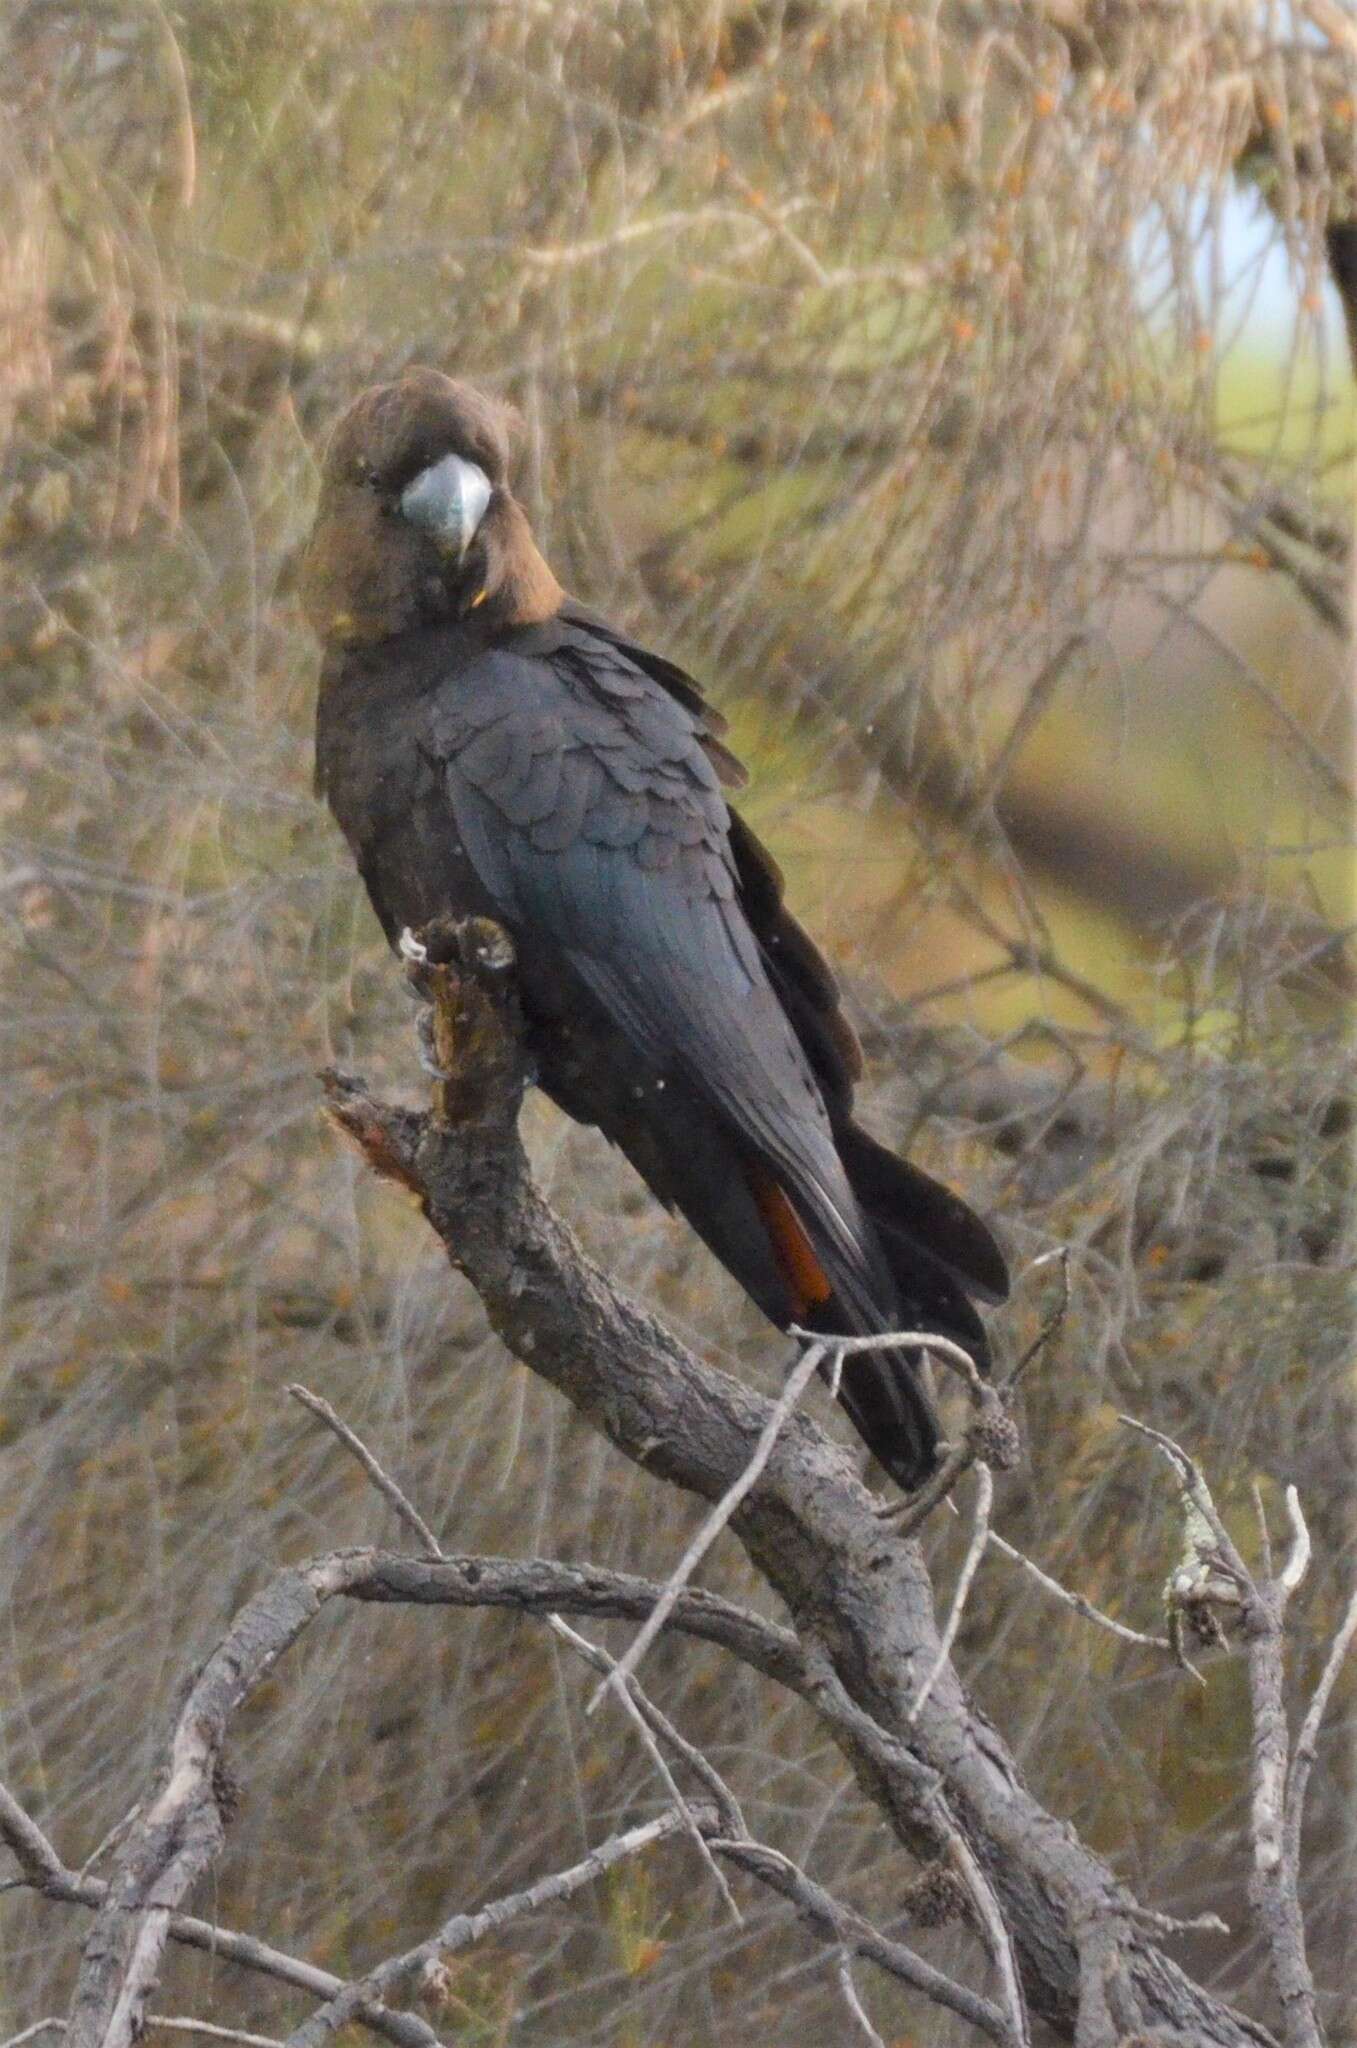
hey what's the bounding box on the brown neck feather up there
[480,496,564,627]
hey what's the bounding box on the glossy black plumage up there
[317,602,1006,1488]
[307,371,1007,1489]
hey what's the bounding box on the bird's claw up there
[400,926,437,1006]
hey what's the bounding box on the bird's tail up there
[755,1124,1008,1492]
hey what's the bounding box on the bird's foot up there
[398,918,522,1088]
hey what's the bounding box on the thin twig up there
[1252,1480,1276,1585]
[884,1436,977,1536]
[792,1326,984,1396]
[147,2024,286,2047]
[1,2017,289,2048]
[943,1829,1031,2048]
[842,1261,1067,1541]
[834,1953,887,2048]
[911,1464,993,1723]
[283,1810,710,2046]
[585,1341,831,1712]
[1277,1487,1311,1598]
[984,1529,1172,1653]
[1123,1902,1230,1939]
[547,1616,743,1923]
[1001,1246,1071,1394]
[1117,1416,1245,1574]
[546,1618,745,1837]
[1284,1588,1357,1874]
[709,1838,1010,2044]
[76,1806,142,1885]
[792,1323,999,1536]
[287,1385,444,1561]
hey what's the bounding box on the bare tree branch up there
[1121,1423,1345,2048]
[0,1780,438,2048]
[984,1529,1172,1655]
[282,1808,710,2047]
[834,1951,888,2048]
[1285,1588,1357,1869]
[305,923,1282,2048]
[707,1837,1012,2044]
[42,1541,798,2048]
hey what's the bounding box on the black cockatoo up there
[304,368,1007,1488]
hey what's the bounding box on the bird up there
[303,366,1008,1490]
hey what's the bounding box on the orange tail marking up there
[748,1168,833,1316]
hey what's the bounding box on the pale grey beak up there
[400,453,493,560]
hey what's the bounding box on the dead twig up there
[585,1338,834,1714]
[546,1617,745,1838]
[287,1384,445,1561]
[1120,1420,1329,2048]
[0,1780,436,2048]
[281,1810,711,2047]
[707,1838,1012,2043]
[834,1952,887,2048]
[548,1616,743,1923]
[910,1463,994,1723]
[984,1529,1172,1655]
[1284,1588,1357,1883]
[943,1829,1032,2048]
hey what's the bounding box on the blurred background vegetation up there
[1,3,1352,2042]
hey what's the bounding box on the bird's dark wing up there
[552,612,1007,1307]
[558,605,864,1102]
[425,629,891,1319]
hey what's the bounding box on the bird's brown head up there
[302,367,563,648]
